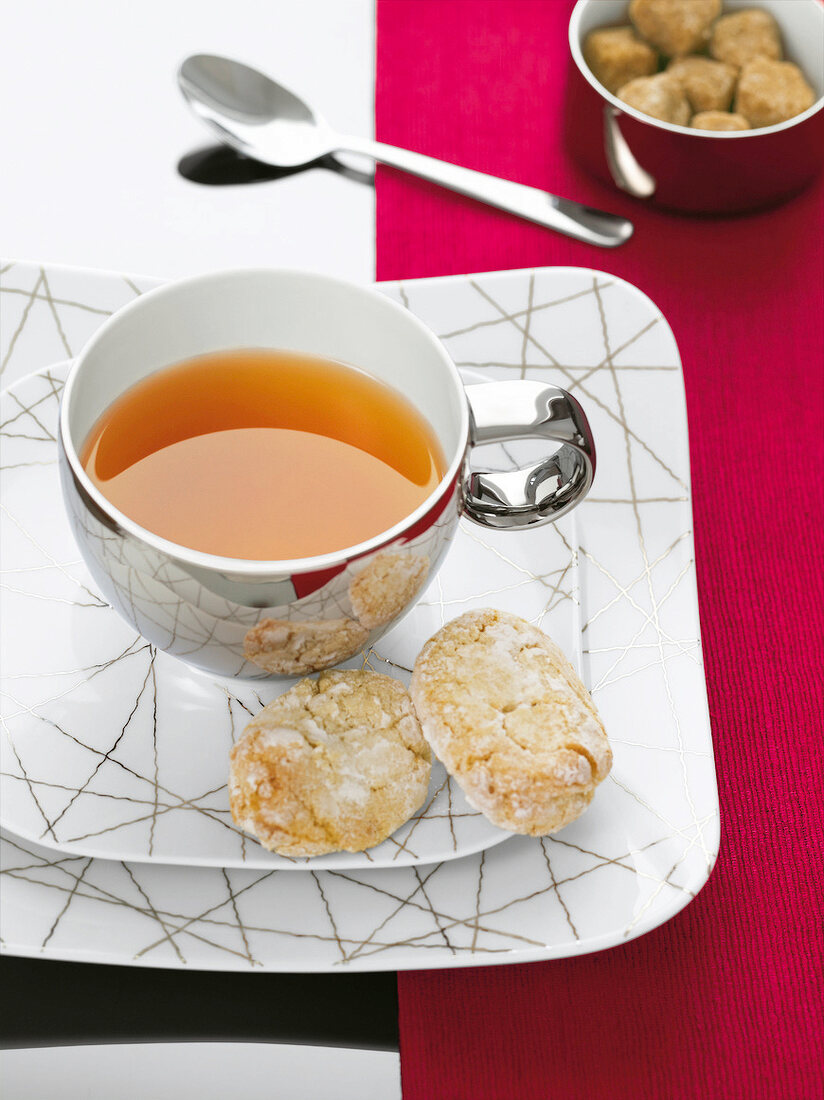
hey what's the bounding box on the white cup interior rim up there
[569,0,824,139]
[59,267,469,577]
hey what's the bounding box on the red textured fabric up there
[376,2,824,1097]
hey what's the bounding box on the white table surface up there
[0,0,375,283]
[0,1044,401,1100]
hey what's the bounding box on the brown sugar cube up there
[710,9,783,69]
[691,110,751,130]
[667,56,738,113]
[582,25,658,94]
[617,73,691,125]
[629,0,721,58]
[735,57,816,128]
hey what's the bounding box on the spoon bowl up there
[179,54,332,167]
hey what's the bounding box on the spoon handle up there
[340,135,633,248]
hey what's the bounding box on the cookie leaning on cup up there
[410,609,611,835]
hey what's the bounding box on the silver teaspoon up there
[178,55,633,248]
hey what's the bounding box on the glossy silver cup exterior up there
[58,270,595,678]
[566,0,824,214]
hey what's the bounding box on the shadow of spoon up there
[177,144,374,188]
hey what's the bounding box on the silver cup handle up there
[463,380,596,530]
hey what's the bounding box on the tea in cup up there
[79,347,447,561]
[59,269,595,677]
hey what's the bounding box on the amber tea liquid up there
[80,350,446,560]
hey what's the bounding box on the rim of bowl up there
[569,0,824,139]
[59,267,470,577]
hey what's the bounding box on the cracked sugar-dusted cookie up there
[410,609,611,836]
[349,550,430,630]
[243,617,368,675]
[229,670,431,856]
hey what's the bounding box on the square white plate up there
[0,261,718,970]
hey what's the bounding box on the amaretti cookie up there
[409,609,611,836]
[244,617,368,676]
[582,25,658,94]
[617,73,691,125]
[629,0,721,57]
[230,670,431,855]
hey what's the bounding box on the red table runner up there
[376,2,823,1097]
